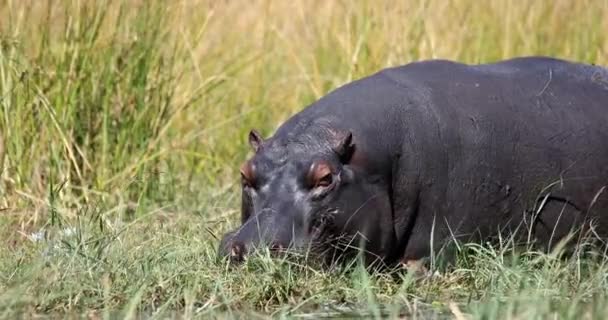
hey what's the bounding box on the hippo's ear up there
[248,129,264,152]
[333,130,355,164]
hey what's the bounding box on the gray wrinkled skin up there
[219,56,608,268]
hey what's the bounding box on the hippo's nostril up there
[229,242,247,263]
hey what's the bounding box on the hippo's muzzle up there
[218,209,303,262]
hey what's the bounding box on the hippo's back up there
[378,57,608,241]
[379,56,608,118]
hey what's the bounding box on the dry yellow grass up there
[1,1,606,209]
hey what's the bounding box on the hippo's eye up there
[240,162,256,189]
[308,160,334,190]
[315,173,333,188]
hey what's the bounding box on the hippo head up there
[218,122,393,267]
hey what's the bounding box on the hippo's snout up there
[218,230,243,262]
[224,240,248,263]
[218,210,297,263]
[218,233,290,263]
[219,240,289,263]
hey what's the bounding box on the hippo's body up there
[219,57,608,268]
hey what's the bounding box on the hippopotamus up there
[218,56,608,269]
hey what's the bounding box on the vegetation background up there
[1,0,607,318]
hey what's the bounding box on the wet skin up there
[218,56,608,268]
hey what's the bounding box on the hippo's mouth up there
[218,209,363,266]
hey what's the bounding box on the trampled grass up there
[1,0,607,318]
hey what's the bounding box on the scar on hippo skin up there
[529,189,608,254]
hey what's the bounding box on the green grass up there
[1,0,607,318]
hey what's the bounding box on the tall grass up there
[1,0,607,318]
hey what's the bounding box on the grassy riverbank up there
[1,0,607,318]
